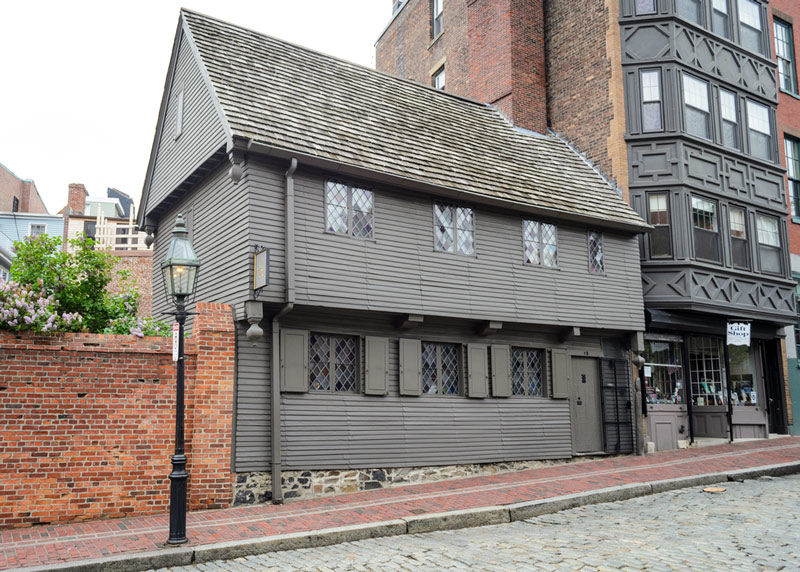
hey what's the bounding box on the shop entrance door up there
[762,340,788,434]
[570,357,603,453]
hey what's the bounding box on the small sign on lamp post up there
[172,323,180,361]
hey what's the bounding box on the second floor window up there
[787,137,800,218]
[692,196,720,263]
[683,74,711,139]
[756,215,782,274]
[421,342,460,395]
[434,203,474,255]
[737,0,763,55]
[641,70,663,132]
[746,100,772,161]
[678,0,702,25]
[712,0,731,39]
[325,181,374,239]
[719,89,740,150]
[729,206,749,269]
[648,193,671,258]
[432,0,443,37]
[775,20,798,94]
[636,0,656,14]
[588,231,605,274]
[523,220,557,267]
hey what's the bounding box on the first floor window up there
[729,206,749,269]
[643,338,685,404]
[786,137,800,217]
[756,214,782,274]
[309,333,359,392]
[434,203,475,255]
[325,180,374,238]
[640,70,663,132]
[28,223,46,238]
[683,74,711,139]
[588,231,604,274]
[689,336,725,406]
[511,347,544,396]
[712,0,731,39]
[523,220,557,267]
[692,196,720,263]
[648,193,671,258]
[738,0,764,55]
[746,100,772,161]
[729,345,758,406]
[421,342,460,395]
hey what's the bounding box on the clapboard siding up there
[151,164,250,323]
[234,320,271,472]
[283,168,645,331]
[146,30,227,214]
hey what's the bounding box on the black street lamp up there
[161,214,200,545]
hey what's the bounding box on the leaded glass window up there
[729,206,749,269]
[588,231,604,274]
[719,89,739,150]
[692,196,720,262]
[511,348,544,397]
[523,220,557,267]
[434,203,474,255]
[677,0,702,25]
[421,342,460,395]
[737,0,763,55]
[641,70,663,132]
[309,333,359,393]
[648,193,671,258]
[787,137,800,218]
[756,214,782,274]
[746,100,772,161]
[712,0,730,39]
[682,74,710,139]
[775,20,798,94]
[325,181,374,238]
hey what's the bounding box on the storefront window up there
[729,345,757,406]
[643,339,685,404]
[689,337,726,406]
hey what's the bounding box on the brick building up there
[377,0,797,446]
[0,162,48,214]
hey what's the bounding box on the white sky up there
[0,1,393,214]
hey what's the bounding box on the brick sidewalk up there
[2,437,799,571]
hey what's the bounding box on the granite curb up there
[15,460,800,572]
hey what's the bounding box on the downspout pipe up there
[270,157,298,504]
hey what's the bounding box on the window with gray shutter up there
[491,345,512,397]
[281,329,309,392]
[467,344,488,398]
[551,349,569,398]
[365,337,389,395]
[399,338,422,396]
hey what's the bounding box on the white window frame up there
[28,223,46,238]
[775,19,798,95]
[175,89,184,140]
[432,0,443,38]
[433,66,446,90]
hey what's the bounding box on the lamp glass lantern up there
[161,214,200,302]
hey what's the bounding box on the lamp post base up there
[167,453,189,545]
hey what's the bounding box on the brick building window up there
[677,0,702,25]
[692,196,720,263]
[523,220,557,267]
[712,0,731,39]
[729,206,749,270]
[421,342,460,395]
[756,215,782,275]
[775,19,798,94]
[11,196,19,213]
[432,0,443,37]
[640,70,663,132]
[511,348,544,397]
[682,74,711,139]
[648,193,671,258]
[325,180,374,239]
[635,0,656,15]
[737,0,763,55]
[434,203,474,255]
[588,231,605,274]
[308,333,359,393]
[746,100,772,161]
[433,66,446,90]
[719,88,740,150]
[786,137,800,218]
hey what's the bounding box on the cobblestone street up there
[154,474,800,572]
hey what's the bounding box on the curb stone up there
[15,460,800,572]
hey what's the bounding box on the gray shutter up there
[365,336,389,396]
[467,344,488,398]
[491,345,511,397]
[551,348,569,398]
[399,338,421,396]
[280,329,308,393]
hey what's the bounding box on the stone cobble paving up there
[156,474,800,571]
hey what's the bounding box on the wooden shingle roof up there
[182,9,648,231]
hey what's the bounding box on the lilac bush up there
[0,277,83,333]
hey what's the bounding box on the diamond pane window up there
[775,20,798,94]
[588,231,604,274]
[434,203,474,255]
[511,348,544,397]
[309,333,359,393]
[421,342,461,395]
[523,220,557,267]
[325,181,374,238]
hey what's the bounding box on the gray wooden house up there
[139,10,650,502]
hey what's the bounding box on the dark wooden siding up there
[146,31,228,215]
[234,321,271,472]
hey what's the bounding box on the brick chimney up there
[67,183,87,215]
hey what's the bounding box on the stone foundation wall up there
[234,457,601,505]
